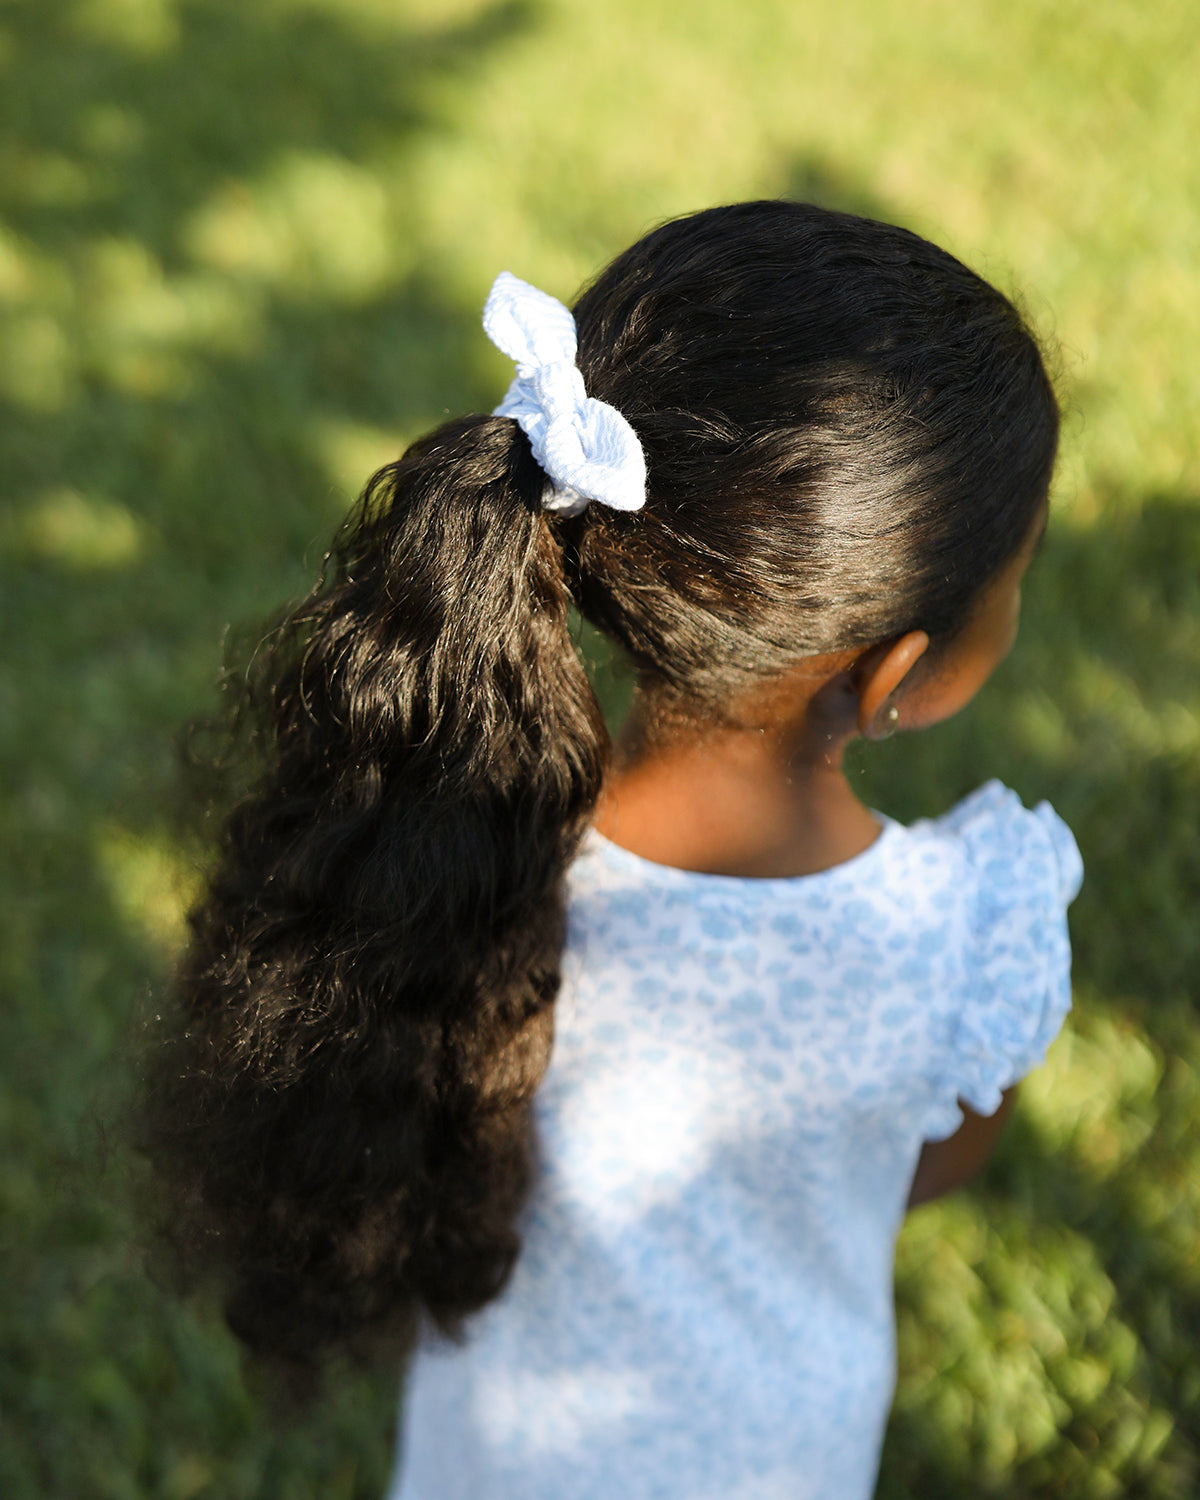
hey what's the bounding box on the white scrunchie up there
[483,271,647,516]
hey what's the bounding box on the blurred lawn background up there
[2,0,1198,1494]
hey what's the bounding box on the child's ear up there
[854,630,930,738]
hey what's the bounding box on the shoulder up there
[907,779,1083,909]
[924,780,1080,906]
[910,782,1083,1139]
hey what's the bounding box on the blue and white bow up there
[483,271,646,516]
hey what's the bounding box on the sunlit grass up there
[3,0,1198,1495]
[312,416,414,502]
[5,487,150,569]
[92,822,200,958]
[1021,1005,1161,1181]
[184,152,403,302]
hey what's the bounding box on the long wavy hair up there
[140,201,1059,1386]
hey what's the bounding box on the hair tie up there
[483,271,646,516]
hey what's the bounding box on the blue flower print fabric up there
[390,781,1082,1500]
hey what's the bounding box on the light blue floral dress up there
[390,782,1082,1500]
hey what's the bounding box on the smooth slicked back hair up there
[140,201,1059,1388]
[568,201,1057,708]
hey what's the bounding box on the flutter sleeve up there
[922,781,1084,1142]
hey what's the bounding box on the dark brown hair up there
[140,201,1059,1385]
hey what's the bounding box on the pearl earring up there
[878,705,900,739]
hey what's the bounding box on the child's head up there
[553,200,1058,718]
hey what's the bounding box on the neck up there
[594,704,881,879]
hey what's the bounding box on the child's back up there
[395,788,1079,1499]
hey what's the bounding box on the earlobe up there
[855,630,931,738]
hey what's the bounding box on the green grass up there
[3,0,1198,1493]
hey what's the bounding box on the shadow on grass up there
[1,2,541,1496]
[1,0,537,257]
[862,493,1200,1496]
[1,0,542,561]
[780,156,907,225]
[1,0,543,837]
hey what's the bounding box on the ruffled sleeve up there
[922,781,1083,1142]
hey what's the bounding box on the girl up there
[145,201,1081,1500]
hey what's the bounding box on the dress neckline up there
[582,816,898,891]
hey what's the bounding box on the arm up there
[906,1087,1016,1210]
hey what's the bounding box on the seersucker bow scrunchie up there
[483,271,647,516]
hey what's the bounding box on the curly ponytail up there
[144,415,607,1377]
